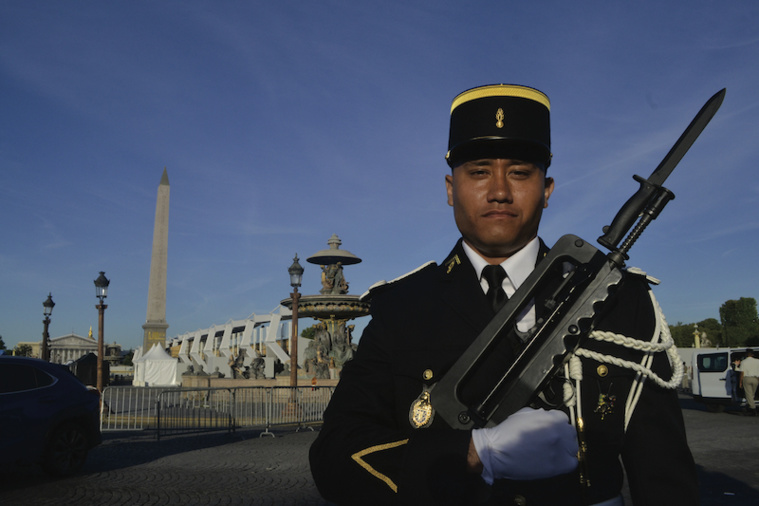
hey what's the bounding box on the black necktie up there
[483,264,508,313]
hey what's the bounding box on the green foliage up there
[122,350,135,366]
[14,344,33,357]
[0,335,5,351]
[669,318,723,348]
[669,322,696,348]
[666,299,759,349]
[719,297,759,347]
[697,318,723,347]
[301,325,317,340]
[668,299,759,349]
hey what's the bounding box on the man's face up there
[445,158,554,264]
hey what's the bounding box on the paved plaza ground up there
[1,395,757,505]
[1,427,326,506]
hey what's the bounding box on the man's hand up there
[470,407,578,484]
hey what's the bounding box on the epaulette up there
[625,266,661,286]
[359,261,437,301]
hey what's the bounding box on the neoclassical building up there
[20,330,123,365]
[48,332,98,364]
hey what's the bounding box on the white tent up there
[132,344,179,386]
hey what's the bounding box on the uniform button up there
[513,495,527,506]
[423,369,433,380]
[597,365,608,377]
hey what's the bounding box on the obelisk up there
[142,167,170,350]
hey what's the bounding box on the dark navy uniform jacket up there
[310,239,698,505]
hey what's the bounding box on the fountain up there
[281,234,370,380]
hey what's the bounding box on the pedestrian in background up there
[738,349,759,415]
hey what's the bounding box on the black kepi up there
[446,84,551,168]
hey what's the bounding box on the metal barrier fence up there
[101,386,170,431]
[100,385,334,438]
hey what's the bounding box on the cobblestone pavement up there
[1,428,328,506]
[1,396,758,505]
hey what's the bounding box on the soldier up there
[310,84,698,505]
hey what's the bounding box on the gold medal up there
[409,389,434,429]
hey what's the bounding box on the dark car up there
[0,355,102,476]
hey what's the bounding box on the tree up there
[719,297,759,347]
[669,322,697,348]
[696,318,723,347]
[0,335,6,351]
[14,344,33,357]
[301,325,317,340]
[669,318,723,348]
[122,349,135,366]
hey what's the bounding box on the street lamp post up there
[288,255,304,388]
[94,271,110,392]
[41,293,55,361]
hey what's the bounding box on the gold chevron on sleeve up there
[351,439,409,493]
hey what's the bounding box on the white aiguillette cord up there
[564,288,684,432]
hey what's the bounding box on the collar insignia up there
[445,254,461,274]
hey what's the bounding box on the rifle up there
[430,89,726,430]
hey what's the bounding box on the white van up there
[690,347,756,412]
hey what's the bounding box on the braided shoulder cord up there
[576,289,684,390]
[562,281,685,432]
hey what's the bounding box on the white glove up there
[471,407,578,484]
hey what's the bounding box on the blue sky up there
[1,1,757,351]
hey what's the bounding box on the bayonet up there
[598,88,725,253]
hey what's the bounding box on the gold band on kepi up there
[446,84,552,168]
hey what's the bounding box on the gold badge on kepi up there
[409,387,435,429]
[495,108,504,128]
